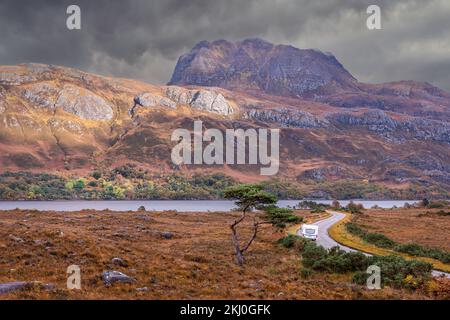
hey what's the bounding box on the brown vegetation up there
[0,209,440,300]
[353,207,450,251]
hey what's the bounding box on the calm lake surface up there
[0,200,419,212]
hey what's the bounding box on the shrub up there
[88,181,98,187]
[345,222,366,237]
[346,201,364,214]
[277,235,304,248]
[297,201,329,213]
[297,239,432,289]
[300,268,314,279]
[427,200,449,209]
[92,171,102,180]
[137,205,146,212]
[331,200,341,210]
[364,233,396,249]
[395,244,450,264]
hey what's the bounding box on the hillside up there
[0,39,449,199]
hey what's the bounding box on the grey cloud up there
[0,0,449,90]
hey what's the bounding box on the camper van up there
[301,224,319,240]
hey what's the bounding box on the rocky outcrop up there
[0,92,5,114]
[132,87,234,116]
[328,110,450,144]
[20,82,59,110]
[134,93,176,109]
[166,86,234,115]
[47,118,85,135]
[189,90,233,115]
[243,107,329,128]
[55,85,114,120]
[297,166,360,182]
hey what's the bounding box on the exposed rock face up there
[55,85,114,120]
[298,166,360,182]
[243,107,329,128]
[21,82,59,110]
[165,86,195,105]
[0,95,5,114]
[0,55,450,193]
[190,90,232,115]
[132,87,234,116]
[165,86,234,115]
[327,110,450,144]
[47,118,85,135]
[134,93,177,109]
[169,38,358,98]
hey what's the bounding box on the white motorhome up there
[301,224,319,240]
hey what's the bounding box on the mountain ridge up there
[0,38,449,199]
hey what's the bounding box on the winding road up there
[297,210,450,279]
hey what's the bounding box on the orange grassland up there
[352,208,450,252]
[0,209,447,300]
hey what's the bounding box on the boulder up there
[160,232,174,239]
[102,271,136,286]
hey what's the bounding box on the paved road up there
[297,210,449,279]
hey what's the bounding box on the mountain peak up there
[169,38,358,98]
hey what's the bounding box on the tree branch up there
[241,217,262,253]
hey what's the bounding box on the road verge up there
[327,211,450,273]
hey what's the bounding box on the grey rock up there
[0,281,54,295]
[21,82,59,110]
[190,90,233,115]
[164,86,234,116]
[243,107,329,128]
[165,86,195,105]
[134,93,177,109]
[328,110,450,144]
[136,287,149,292]
[55,85,114,120]
[111,257,129,267]
[102,271,136,286]
[0,282,30,294]
[160,232,174,239]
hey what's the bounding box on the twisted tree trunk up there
[230,208,265,266]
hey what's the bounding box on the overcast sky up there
[1,0,449,90]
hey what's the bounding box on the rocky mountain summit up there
[0,38,449,196]
[170,39,450,121]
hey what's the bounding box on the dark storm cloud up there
[0,0,449,90]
